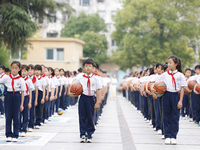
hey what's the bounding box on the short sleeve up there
[21,79,26,92]
[180,73,187,87]
[29,80,34,90]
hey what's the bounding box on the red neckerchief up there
[9,74,21,95]
[48,75,53,79]
[57,76,60,79]
[83,74,93,96]
[42,74,45,78]
[24,76,29,95]
[0,73,5,79]
[31,75,36,84]
[38,76,42,80]
[94,73,100,76]
[167,70,178,91]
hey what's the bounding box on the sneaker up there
[161,135,165,139]
[198,121,200,127]
[0,114,4,118]
[40,122,44,126]
[21,132,26,137]
[153,128,157,131]
[189,118,193,122]
[165,138,171,145]
[48,118,51,121]
[146,120,150,123]
[149,120,152,125]
[35,125,40,129]
[87,138,92,143]
[44,120,48,124]
[54,114,58,117]
[12,138,18,142]
[171,138,177,145]
[144,118,147,121]
[80,135,86,143]
[157,130,162,135]
[28,128,33,132]
[6,137,12,142]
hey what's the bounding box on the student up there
[5,68,10,75]
[0,61,26,142]
[158,55,186,145]
[34,65,46,129]
[27,64,39,132]
[68,59,101,143]
[0,65,6,118]
[19,65,34,137]
[54,68,63,113]
[59,68,67,110]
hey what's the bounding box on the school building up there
[20,37,85,71]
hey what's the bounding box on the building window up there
[111,39,116,46]
[98,11,106,20]
[80,0,90,6]
[46,48,64,61]
[97,0,104,2]
[47,32,58,37]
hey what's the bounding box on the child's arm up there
[55,85,58,99]
[41,86,45,104]
[35,87,38,106]
[95,89,101,110]
[64,84,67,96]
[46,84,49,101]
[50,88,55,101]
[59,85,63,97]
[20,91,25,112]
[28,89,32,109]
[177,86,184,109]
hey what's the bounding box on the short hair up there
[83,58,94,67]
[5,68,10,72]
[93,62,99,69]
[11,61,21,68]
[28,64,35,70]
[21,64,29,71]
[78,67,83,73]
[195,65,200,70]
[59,68,65,72]
[156,63,163,68]
[35,64,42,71]
[0,65,6,70]
[185,68,191,72]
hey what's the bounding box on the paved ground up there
[0,96,200,150]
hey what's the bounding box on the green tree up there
[0,45,10,67]
[112,0,200,70]
[61,12,109,64]
[0,0,74,56]
[82,31,108,64]
[61,12,107,37]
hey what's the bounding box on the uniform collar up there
[0,73,5,76]
[169,70,178,74]
[84,73,93,77]
[11,74,20,78]
[36,75,41,79]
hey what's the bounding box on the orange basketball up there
[148,82,154,91]
[153,81,167,94]
[188,80,197,90]
[70,82,83,96]
[195,83,200,93]
[144,82,147,91]
[122,86,127,90]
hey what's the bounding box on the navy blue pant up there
[35,90,43,126]
[163,91,180,139]
[122,90,126,97]
[4,92,21,138]
[59,85,65,110]
[195,94,200,122]
[43,92,50,120]
[0,98,4,115]
[55,86,60,112]
[191,91,198,121]
[78,94,95,139]
[20,96,29,133]
[159,96,164,135]
[182,94,190,117]
[28,91,35,129]
[154,98,161,130]
[143,96,149,119]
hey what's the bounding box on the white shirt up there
[0,74,26,92]
[110,77,118,85]
[93,74,103,88]
[139,76,149,83]
[75,73,102,96]
[43,76,49,90]
[158,70,187,92]
[0,73,6,79]
[28,75,39,91]
[24,77,34,96]
[54,76,63,86]
[48,76,56,90]
[36,76,47,91]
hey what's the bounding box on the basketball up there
[148,82,154,91]
[188,80,197,90]
[144,82,147,91]
[195,83,200,93]
[153,81,167,94]
[58,108,64,115]
[122,86,127,90]
[70,82,83,96]
[0,84,7,97]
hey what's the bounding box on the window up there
[46,48,64,61]
[97,0,104,2]
[98,11,106,20]
[47,33,58,37]
[62,11,68,22]
[80,0,90,6]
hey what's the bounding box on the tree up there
[0,0,74,56]
[61,12,109,64]
[0,45,10,67]
[112,0,200,70]
[82,31,108,64]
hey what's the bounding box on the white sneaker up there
[35,125,40,129]
[153,128,157,131]
[48,118,51,121]
[157,130,162,135]
[12,138,18,142]
[6,137,12,142]
[189,118,193,122]
[40,122,44,126]
[146,120,150,123]
[144,118,147,121]
[54,114,58,117]
[149,120,152,125]
[44,120,48,123]
[87,138,92,143]
[21,132,26,137]
[80,135,86,143]
[161,135,165,139]
[165,138,171,145]
[0,115,4,118]
[150,125,153,128]
[171,138,177,145]
[28,128,33,132]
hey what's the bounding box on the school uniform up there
[28,75,39,129]
[158,70,187,139]
[194,75,200,123]
[0,74,26,138]
[19,76,34,133]
[75,73,101,139]
[59,75,67,110]
[0,73,6,115]
[48,76,56,118]
[35,76,46,126]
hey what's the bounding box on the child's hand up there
[20,105,24,112]
[46,96,48,101]
[50,96,54,101]
[94,103,100,110]
[59,93,61,97]
[177,101,182,109]
[54,95,57,100]
[28,103,32,109]
[64,92,67,96]
[152,93,157,100]
[41,98,45,104]
[34,101,38,107]
[0,97,4,101]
